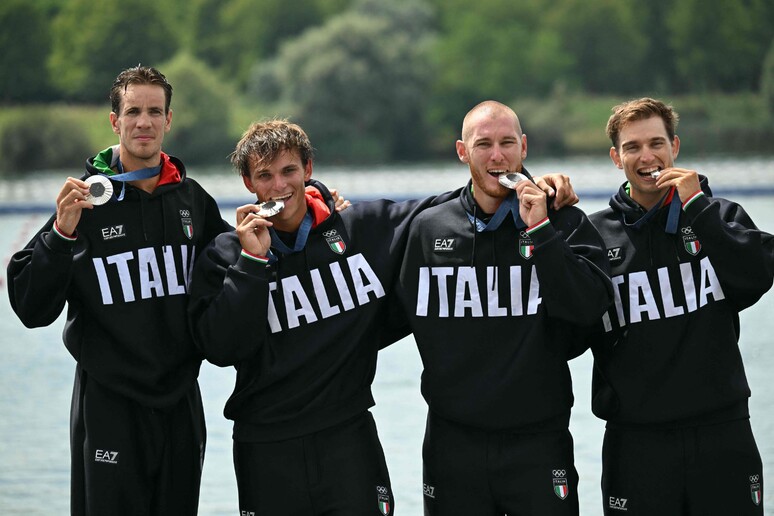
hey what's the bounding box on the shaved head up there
[461,101,522,142]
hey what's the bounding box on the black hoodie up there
[397,178,613,431]
[589,176,774,425]
[188,180,457,442]
[7,153,229,408]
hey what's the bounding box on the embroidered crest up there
[681,226,701,255]
[750,475,762,506]
[552,469,569,500]
[376,485,391,515]
[324,229,346,254]
[519,231,534,259]
[180,209,193,240]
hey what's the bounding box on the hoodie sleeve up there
[6,214,77,328]
[528,206,614,326]
[684,195,774,311]
[187,233,272,367]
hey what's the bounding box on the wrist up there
[240,249,269,265]
[53,221,77,241]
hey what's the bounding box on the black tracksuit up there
[7,151,229,515]
[589,177,774,515]
[397,179,613,515]
[188,180,455,515]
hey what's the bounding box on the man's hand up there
[235,204,272,257]
[533,173,579,210]
[329,188,352,212]
[55,177,93,236]
[655,167,701,202]
[515,180,548,227]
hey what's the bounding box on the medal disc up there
[84,175,113,206]
[650,171,661,179]
[498,172,528,189]
[255,199,285,217]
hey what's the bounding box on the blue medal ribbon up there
[466,192,527,232]
[105,160,162,201]
[269,210,313,255]
[627,187,682,234]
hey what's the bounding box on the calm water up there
[1,158,773,515]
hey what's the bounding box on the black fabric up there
[189,183,459,442]
[397,185,613,431]
[6,155,230,407]
[589,176,774,425]
[601,418,763,516]
[422,411,579,516]
[233,411,394,516]
[70,365,205,515]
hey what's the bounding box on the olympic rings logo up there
[681,227,694,234]
[750,475,760,483]
[552,469,566,478]
[323,230,338,237]
[180,210,191,218]
[376,486,388,494]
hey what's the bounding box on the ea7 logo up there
[609,496,628,511]
[433,238,455,252]
[240,511,256,516]
[95,449,119,464]
[607,247,624,265]
[423,483,435,498]
[101,225,126,241]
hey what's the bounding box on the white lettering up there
[348,254,385,305]
[282,276,318,329]
[603,257,725,332]
[454,267,483,317]
[138,247,164,299]
[91,245,195,305]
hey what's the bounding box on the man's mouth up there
[272,193,292,202]
[639,166,661,178]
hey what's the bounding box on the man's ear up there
[610,147,623,169]
[164,109,173,133]
[456,140,469,163]
[242,174,255,194]
[110,112,119,135]
[304,159,313,181]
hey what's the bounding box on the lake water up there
[1,157,773,515]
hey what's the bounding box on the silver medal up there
[84,175,113,206]
[498,172,528,189]
[254,199,285,217]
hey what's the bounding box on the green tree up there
[190,0,326,89]
[547,0,648,94]
[668,0,774,92]
[762,38,774,118]
[426,0,572,149]
[48,0,179,102]
[0,1,53,102]
[160,54,235,165]
[250,0,437,162]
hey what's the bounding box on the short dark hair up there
[110,65,173,115]
[606,97,679,149]
[231,119,315,177]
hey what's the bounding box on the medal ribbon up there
[466,192,527,232]
[269,211,314,255]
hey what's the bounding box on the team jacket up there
[188,180,457,442]
[397,179,613,431]
[589,177,774,426]
[7,151,229,408]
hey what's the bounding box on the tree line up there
[2,0,774,167]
